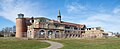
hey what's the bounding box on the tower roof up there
[58,9,61,16]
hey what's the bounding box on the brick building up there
[16,10,104,39]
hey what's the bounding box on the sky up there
[0,0,120,33]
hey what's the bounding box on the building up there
[16,10,104,39]
[16,10,86,39]
[83,27,104,38]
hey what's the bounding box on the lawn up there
[0,37,50,49]
[51,38,120,49]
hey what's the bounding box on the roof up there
[51,20,85,28]
[21,17,86,28]
[23,17,51,20]
[33,17,50,20]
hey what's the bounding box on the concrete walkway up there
[41,40,63,49]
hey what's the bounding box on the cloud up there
[0,0,43,22]
[113,6,120,14]
[65,1,120,33]
[67,1,87,13]
[80,14,120,32]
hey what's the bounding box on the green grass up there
[51,38,120,49]
[0,37,50,49]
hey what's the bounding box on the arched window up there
[38,30,45,38]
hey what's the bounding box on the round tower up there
[16,13,27,38]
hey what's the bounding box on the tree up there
[0,26,16,37]
[1,27,12,37]
[0,30,4,37]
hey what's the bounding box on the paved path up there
[41,40,63,49]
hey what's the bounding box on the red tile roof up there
[51,20,85,28]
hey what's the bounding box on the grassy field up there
[0,37,50,49]
[51,38,120,49]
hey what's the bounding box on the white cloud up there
[66,1,120,33]
[67,2,86,13]
[113,6,120,14]
[62,0,120,33]
[0,0,43,22]
[80,14,120,32]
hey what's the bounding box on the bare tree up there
[1,27,12,37]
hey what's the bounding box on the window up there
[74,27,77,30]
[96,27,100,30]
[81,31,85,33]
[81,28,85,30]
[88,28,91,30]
[54,24,59,29]
[65,26,70,29]
[42,24,45,28]
[39,19,47,22]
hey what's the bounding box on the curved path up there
[41,40,63,49]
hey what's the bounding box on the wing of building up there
[16,10,104,39]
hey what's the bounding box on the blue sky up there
[0,0,120,33]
